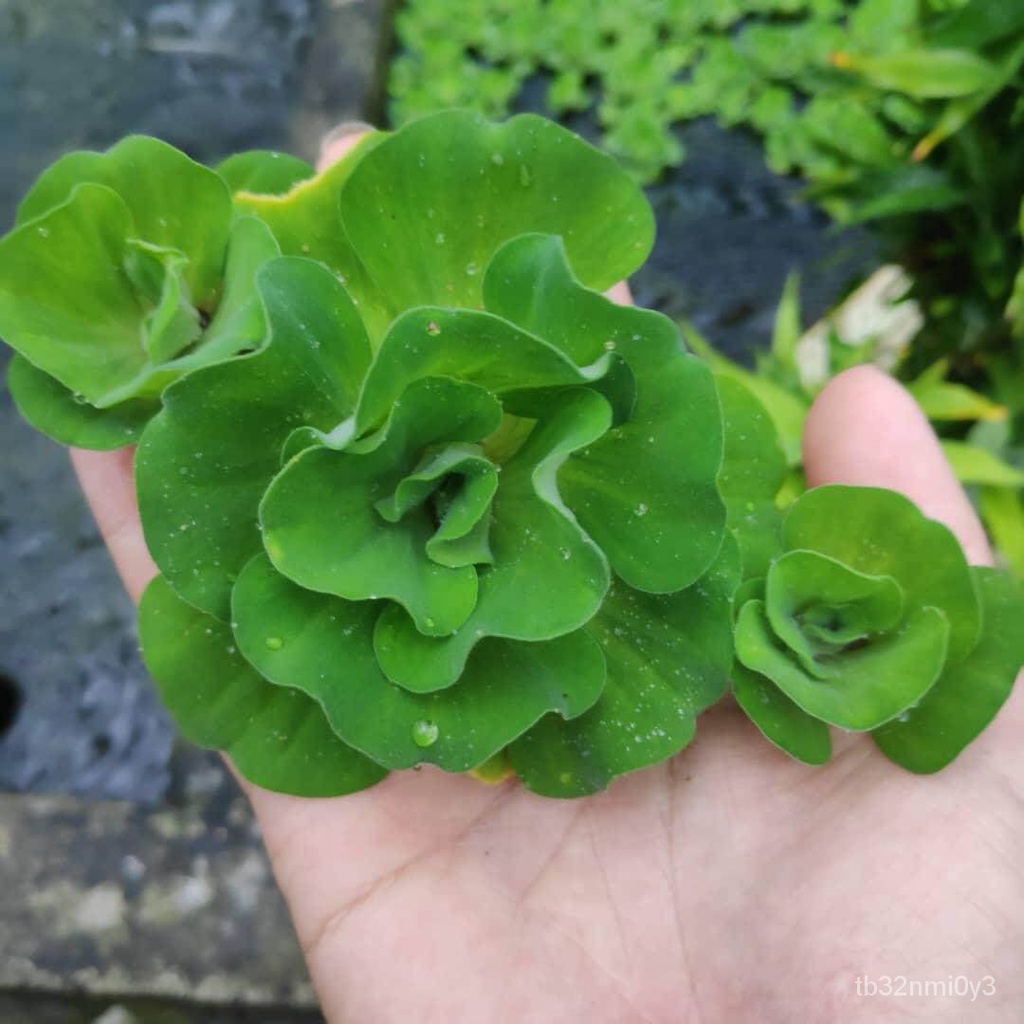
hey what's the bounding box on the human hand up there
[69,130,1022,1024]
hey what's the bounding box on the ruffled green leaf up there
[261,377,504,637]
[192,217,281,362]
[339,111,654,329]
[483,233,726,593]
[7,354,158,450]
[368,388,613,691]
[216,151,316,196]
[735,599,949,731]
[732,661,832,766]
[126,240,203,364]
[715,376,787,580]
[874,568,1024,772]
[354,305,618,434]
[765,551,903,676]
[17,136,232,307]
[507,537,739,797]
[137,258,370,619]
[782,485,981,661]
[233,133,390,339]
[231,554,606,771]
[0,185,147,406]
[1,138,278,434]
[139,576,386,797]
[374,443,498,569]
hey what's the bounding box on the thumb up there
[802,365,992,566]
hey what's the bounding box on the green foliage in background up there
[390,0,1024,462]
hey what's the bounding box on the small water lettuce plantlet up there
[2,111,1021,799]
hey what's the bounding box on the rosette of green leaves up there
[136,112,736,798]
[732,484,1024,771]
[0,137,284,449]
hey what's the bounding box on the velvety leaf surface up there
[735,599,949,730]
[0,184,146,405]
[483,234,726,593]
[367,388,613,691]
[260,377,503,637]
[234,133,390,340]
[16,136,232,307]
[339,111,654,324]
[184,216,281,364]
[136,258,370,619]
[231,555,606,772]
[764,550,903,676]
[139,576,386,797]
[507,538,739,797]
[216,151,316,196]
[731,661,832,766]
[7,354,158,450]
[14,151,105,225]
[715,375,787,580]
[354,305,616,434]
[782,485,981,661]
[873,567,1024,772]
[2,139,277,425]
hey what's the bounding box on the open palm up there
[67,130,1022,1024]
[73,361,1023,1023]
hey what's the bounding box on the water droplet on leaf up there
[412,719,439,748]
[265,637,283,651]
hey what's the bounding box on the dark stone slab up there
[0,995,320,1023]
[0,345,175,801]
[0,0,394,233]
[0,789,320,1014]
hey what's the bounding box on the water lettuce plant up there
[733,486,1024,770]
[0,137,280,449]
[2,110,1021,799]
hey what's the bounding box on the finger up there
[607,280,633,305]
[69,447,156,603]
[316,120,374,172]
[803,365,992,566]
